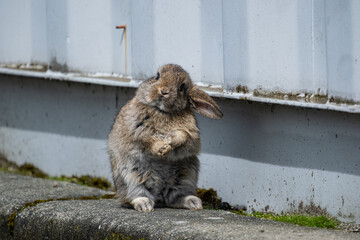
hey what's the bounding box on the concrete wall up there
[1,75,359,223]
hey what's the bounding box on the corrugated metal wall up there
[1,0,360,102]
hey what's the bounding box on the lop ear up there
[188,86,223,119]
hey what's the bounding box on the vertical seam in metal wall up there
[220,0,225,92]
[45,0,49,70]
[323,0,329,96]
[311,0,316,94]
[311,0,328,96]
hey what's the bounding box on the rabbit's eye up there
[178,83,185,92]
[155,72,160,80]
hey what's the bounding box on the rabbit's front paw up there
[131,197,155,212]
[153,140,172,156]
[158,143,172,156]
[183,195,203,210]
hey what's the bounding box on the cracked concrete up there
[1,172,359,240]
[0,172,111,239]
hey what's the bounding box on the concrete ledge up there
[0,172,111,240]
[1,172,358,240]
[2,67,360,114]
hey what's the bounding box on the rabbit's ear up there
[189,86,223,119]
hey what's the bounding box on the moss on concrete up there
[236,85,249,94]
[7,194,115,236]
[197,188,222,209]
[197,188,343,230]
[18,163,48,178]
[49,175,113,190]
[329,96,357,105]
[104,232,146,240]
[8,199,57,236]
[0,157,113,190]
[232,210,340,229]
[0,155,48,178]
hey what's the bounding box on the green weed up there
[233,210,340,229]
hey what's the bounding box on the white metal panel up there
[0,0,128,74]
[46,0,123,74]
[130,0,155,79]
[112,0,131,75]
[223,0,314,93]
[311,0,327,96]
[199,0,224,85]
[152,0,202,80]
[0,0,46,64]
[66,1,113,73]
[31,0,48,64]
[46,0,68,70]
[325,0,360,102]
[0,1,32,63]
[222,0,248,91]
[130,0,224,84]
[1,0,360,104]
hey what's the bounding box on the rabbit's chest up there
[150,161,179,183]
[143,161,183,192]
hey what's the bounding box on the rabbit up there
[108,64,223,212]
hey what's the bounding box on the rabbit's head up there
[137,64,223,119]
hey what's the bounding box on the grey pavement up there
[0,172,359,240]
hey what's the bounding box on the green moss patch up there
[104,232,146,240]
[49,175,113,190]
[0,156,113,190]
[8,199,57,235]
[0,155,48,178]
[197,188,222,209]
[233,210,340,229]
[197,188,341,230]
[196,188,234,211]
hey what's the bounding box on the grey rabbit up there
[108,64,223,212]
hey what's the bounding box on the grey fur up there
[108,64,222,212]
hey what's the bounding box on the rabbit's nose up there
[159,87,170,97]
